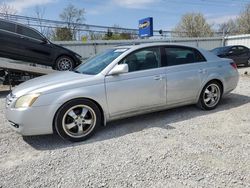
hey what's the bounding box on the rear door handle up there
[198,69,206,74]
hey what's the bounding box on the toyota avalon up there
[5,43,239,142]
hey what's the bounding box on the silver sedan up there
[5,43,239,142]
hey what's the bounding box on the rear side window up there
[162,47,206,67]
[16,25,43,41]
[230,47,238,54]
[0,20,15,32]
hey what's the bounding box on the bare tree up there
[88,32,103,40]
[59,4,85,40]
[0,1,17,19]
[173,13,214,37]
[34,6,46,34]
[218,19,239,35]
[237,3,250,34]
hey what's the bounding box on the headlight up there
[15,93,40,108]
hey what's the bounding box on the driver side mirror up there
[108,64,128,75]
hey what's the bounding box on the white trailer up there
[0,57,56,86]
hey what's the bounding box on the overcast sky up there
[2,0,249,30]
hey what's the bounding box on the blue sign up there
[139,17,153,38]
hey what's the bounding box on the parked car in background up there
[6,43,239,142]
[0,19,82,71]
[211,45,250,67]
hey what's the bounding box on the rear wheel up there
[197,81,222,110]
[55,56,75,71]
[54,99,101,142]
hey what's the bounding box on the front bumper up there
[5,96,60,136]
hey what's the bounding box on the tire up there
[197,81,222,110]
[55,56,75,71]
[54,99,102,142]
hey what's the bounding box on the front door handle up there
[154,75,163,80]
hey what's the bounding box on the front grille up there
[6,92,16,108]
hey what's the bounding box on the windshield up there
[211,46,230,55]
[75,49,128,75]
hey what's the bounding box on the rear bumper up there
[223,71,239,95]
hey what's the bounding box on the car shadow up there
[22,93,250,151]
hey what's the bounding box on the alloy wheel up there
[203,83,221,108]
[57,57,73,71]
[62,105,96,138]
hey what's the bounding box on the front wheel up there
[54,99,101,142]
[55,56,75,71]
[197,81,222,110]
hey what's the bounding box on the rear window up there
[0,20,15,32]
[211,47,230,55]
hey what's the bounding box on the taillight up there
[230,62,237,70]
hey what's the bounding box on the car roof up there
[215,45,248,49]
[115,42,202,50]
[114,42,220,61]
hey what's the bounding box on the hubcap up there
[58,58,72,71]
[62,105,96,138]
[203,84,221,108]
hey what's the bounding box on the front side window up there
[16,25,44,41]
[120,47,160,72]
[163,47,206,67]
[0,20,15,32]
[238,46,249,53]
[75,48,128,75]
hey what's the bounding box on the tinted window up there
[211,46,230,55]
[163,47,206,67]
[120,47,160,72]
[238,46,249,53]
[0,20,15,32]
[230,46,238,54]
[16,25,43,40]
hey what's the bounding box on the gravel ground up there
[0,72,250,188]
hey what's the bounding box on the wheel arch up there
[207,79,224,94]
[197,78,224,102]
[52,97,105,134]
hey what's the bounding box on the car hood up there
[12,71,101,97]
[52,43,79,55]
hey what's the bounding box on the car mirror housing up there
[108,64,128,75]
